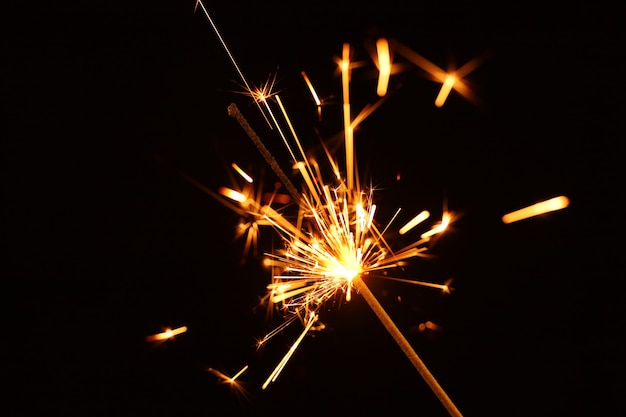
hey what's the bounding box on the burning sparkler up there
[193,2,471,416]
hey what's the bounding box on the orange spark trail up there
[502,196,570,224]
[146,326,188,342]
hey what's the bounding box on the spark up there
[207,365,250,400]
[502,195,570,224]
[375,38,391,97]
[301,71,323,120]
[208,365,249,383]
[145,326,188,342]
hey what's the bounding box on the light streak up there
[399,210,430,235]
[207,365,250,400]
[301,70,322,120]
[375,38,391,97]
[208,365,249,383]
[195,2,465,415]
[231,163,253,183]
[502,195,570,224]
[435,74,457,107]
[421,212,452,239]
[145,326,188,342]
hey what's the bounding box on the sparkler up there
[194,2,468,415]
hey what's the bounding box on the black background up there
[5,1,624,416]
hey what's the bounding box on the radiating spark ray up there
[271,284,315,304]
[195,1,269,121]
[351,94,391,129]
[231,163,253,183]
[341,43,355,191]
[394,41,446,81]
[379,276,452,292]
[301,71,321,106]
[262,313,318,389]
[227,103,300,202]
[394,39,483,105]
[257,315,299,347]
[502,196,570,224]
[259,94,300,162]
[275,100,324,200]
[230,365,249,381]
[208,364,249,383]
[399,210,430,235]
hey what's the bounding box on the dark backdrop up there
[5,1,624,416]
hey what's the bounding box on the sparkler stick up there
[352,276,463,417]
[227,103,301,203]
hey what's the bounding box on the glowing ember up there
[145,326,188,342]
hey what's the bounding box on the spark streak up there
[399,210,430,235]
[502,195,570,224]
[145,326,188,342]
[375,38,391,97]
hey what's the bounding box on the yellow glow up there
[376,38,391,97]
[145,326,188,342]
[502,196,570,224]
[262,313,317,390]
